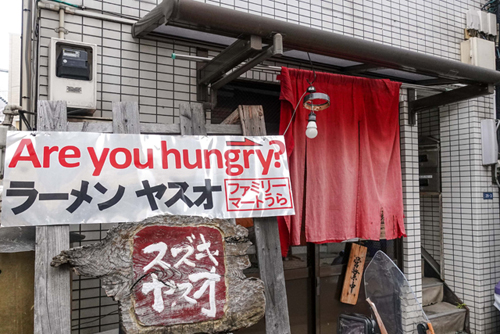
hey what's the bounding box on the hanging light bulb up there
[305,111,318,139]
[303,86,330,139]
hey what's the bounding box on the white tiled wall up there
[440,97,500,333]
[34,0,500,333]
[418,108,442,265]
[400,93,423,332]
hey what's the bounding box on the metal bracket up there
[197,33,283,107]
[54,27,68,35]
[408,84,494,126]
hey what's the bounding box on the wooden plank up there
[34,100,71,334]
[180,103,194,135]
[112,101,140,134]
[140,122,181,134]
[238,105,291,334]
[207,124,242,135]
[221,108,241,124]
[37,101,68,131]
[180,102,207,136]
[67,121,242,135]
[238,105,267,135]
[340,243,368,305]
[67,121,113,133]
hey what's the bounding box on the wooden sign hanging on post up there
[341,243,368,305]
[51,215,265,333]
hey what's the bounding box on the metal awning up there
[133,0,500,123]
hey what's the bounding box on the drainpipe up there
[58,8,65,39]
[20,0,33,125]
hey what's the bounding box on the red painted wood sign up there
[132,226,226,326]
[52,216,265,333]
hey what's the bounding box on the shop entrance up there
[213,80,402,333]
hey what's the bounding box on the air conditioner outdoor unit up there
[460,37,496,70]
[48,38,97,114]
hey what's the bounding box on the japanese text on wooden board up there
[133,226,226,326]
[2,131,295,226]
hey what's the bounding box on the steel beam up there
[408,84,494,125]
[211,34,283,92]
[196,33,282,106]
[341,64,381,74]
[199,36,262,85]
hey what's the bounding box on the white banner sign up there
[2,131,294,226]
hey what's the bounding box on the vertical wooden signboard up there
[341,243,368,305]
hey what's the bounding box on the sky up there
[0,0,22,103]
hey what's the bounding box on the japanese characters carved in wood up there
[51,215,265,333]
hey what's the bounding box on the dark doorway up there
[212,80,281,135]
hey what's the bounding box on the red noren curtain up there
[278,67,406,256]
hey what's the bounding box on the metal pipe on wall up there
[38,1,136,25]
[20,0,33,118]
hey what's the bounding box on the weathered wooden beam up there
[140,122,180,134]
[180,102,207,136]
[207,124,242,135]
[221,108,241,125]
[67,120,242,135]
[112,101,141,134]
[67,121,113,133]
[238,105,291,334]
[34,100,71,334]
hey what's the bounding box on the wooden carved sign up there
[51,215,265,333]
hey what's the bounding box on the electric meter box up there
[49,38,97,112]
[56,48,90,80]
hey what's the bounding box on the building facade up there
[24,0,500,333]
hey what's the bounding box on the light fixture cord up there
[282,90,308,136]
[306,52,316,86]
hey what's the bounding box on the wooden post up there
[179,102,207,136]
[112,101,141,134]
[112,101,140,334]
[238,105,291,333]
[113,102,140,134]
[34,101,71,334]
